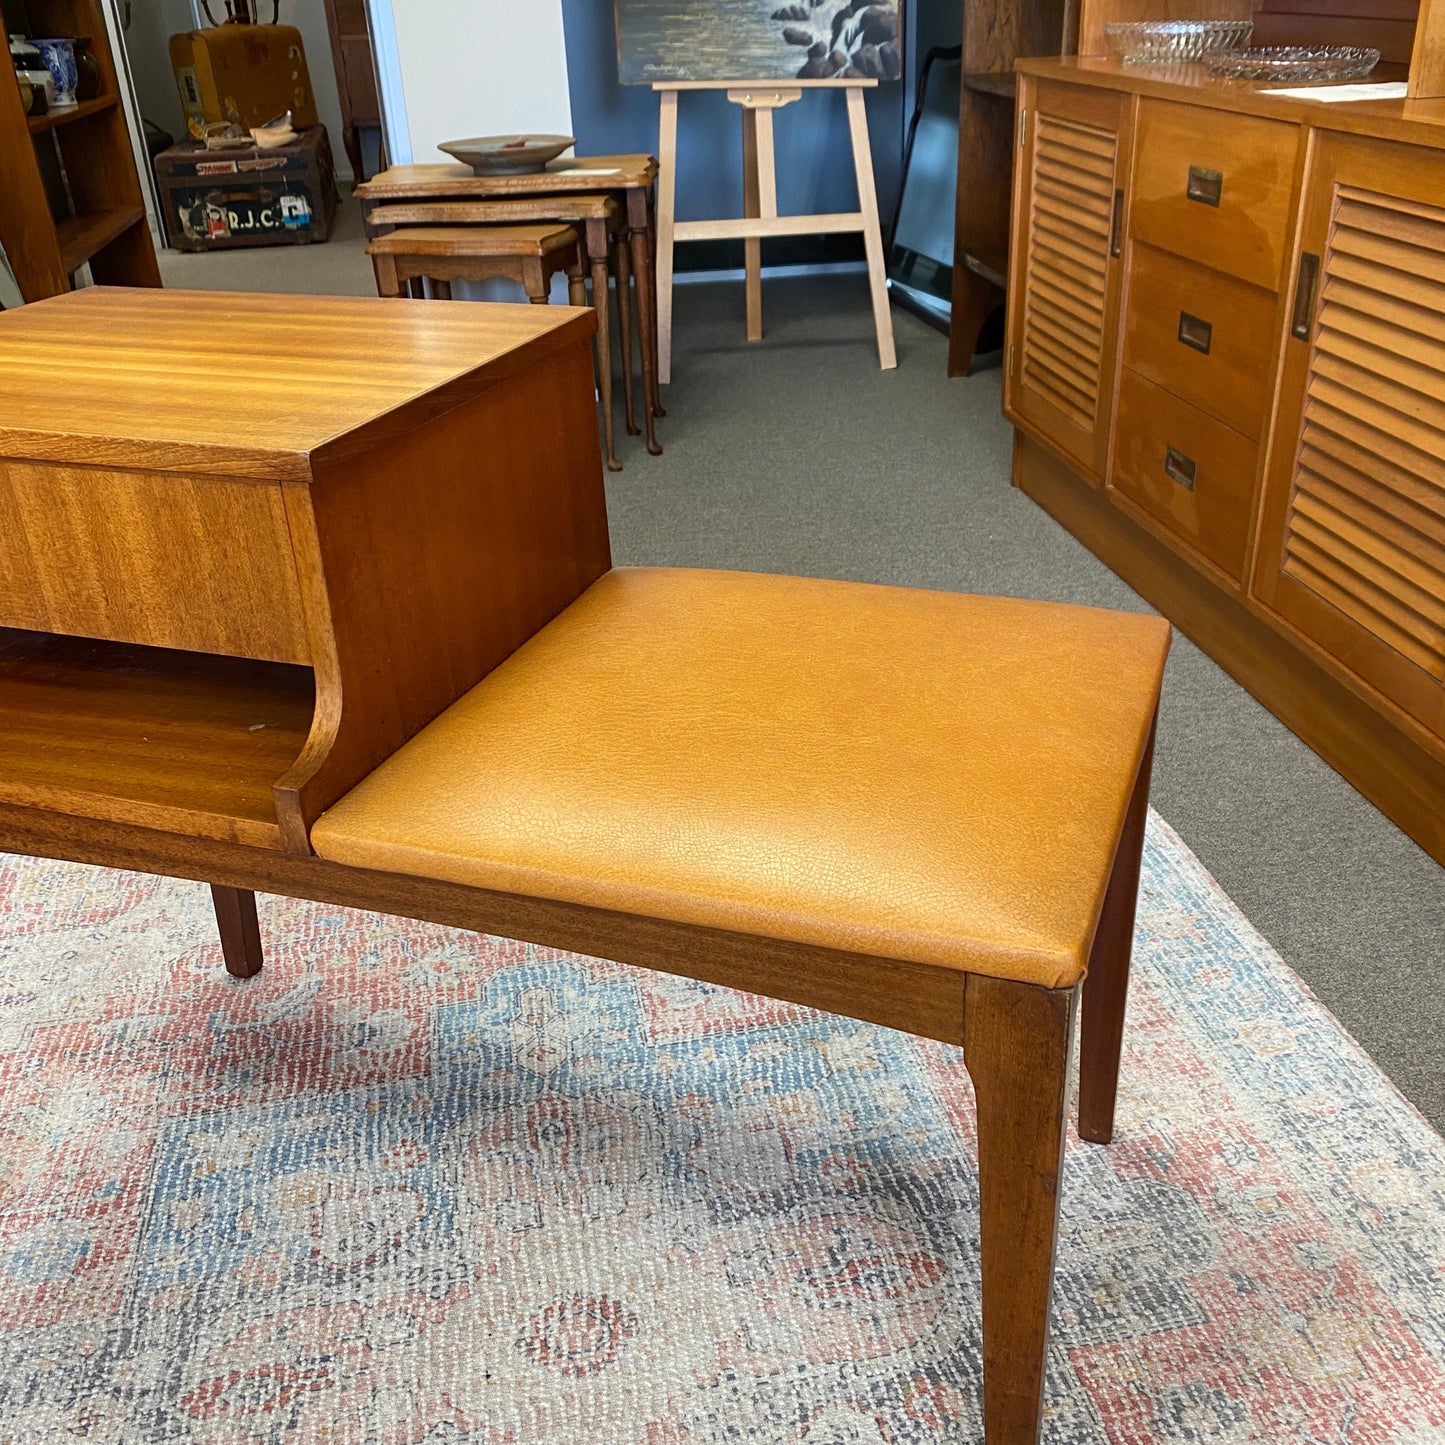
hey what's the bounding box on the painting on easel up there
[615,0,902,84]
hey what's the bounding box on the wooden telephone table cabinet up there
[0,288,1170,1445]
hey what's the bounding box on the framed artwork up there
[614,1,903,85]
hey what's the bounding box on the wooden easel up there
[652,77,897,382]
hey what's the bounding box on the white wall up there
[281,0,350,180]
[377,0,573,164]
[117,0,194,144]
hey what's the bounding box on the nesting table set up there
[355,155,663,472]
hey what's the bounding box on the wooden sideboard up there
[0,288,607,855]
[1004,55,1445,862]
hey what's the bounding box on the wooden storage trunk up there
[153,126,337,252]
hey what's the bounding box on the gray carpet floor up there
[158,212,1444,1134]
[606,273,1445,1135]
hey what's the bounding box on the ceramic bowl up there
[1102,19,1253,64]
[438,135,576,176]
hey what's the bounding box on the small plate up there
[1205,45,1380,81]
[438,135,576,176]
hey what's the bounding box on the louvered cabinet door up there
[1254,135,1445,739]
[1006,82,1130,481]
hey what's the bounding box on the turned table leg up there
[964,974,1075,1445]
[614,229,639,436]
[210,885,263,979]
[628,186,666,444]
[585,216,621,472]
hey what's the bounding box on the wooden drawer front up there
[1111,370,1258,580]
[0,463,310,664]
[1131,101,1299,291]
[1123,243,1278,440]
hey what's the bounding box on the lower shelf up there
[56,205,146,274]
[0,630,315,848]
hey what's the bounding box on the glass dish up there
[1204,45,1381,81]
[1103,20,1254,65]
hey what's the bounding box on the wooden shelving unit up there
[0,0,160,301]
[26,90,116,132]
[947,0,1075,376]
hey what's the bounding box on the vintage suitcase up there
[169,24,320,132]
[153,126,338,252]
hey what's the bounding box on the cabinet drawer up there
[1131,101,1299,291]
[1111,369,1258,581]
[1123,242,1278,440]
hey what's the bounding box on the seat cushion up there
[311,568,1170,989]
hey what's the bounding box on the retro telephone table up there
[0,288,1168,1445]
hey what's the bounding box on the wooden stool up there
[366,224,585,307]
[365,196,654,470]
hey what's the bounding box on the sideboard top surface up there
[0,287,595,482]
[1018,56,1445,144]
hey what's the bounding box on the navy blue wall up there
[558,0,911,270]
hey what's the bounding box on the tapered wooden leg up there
[1079,714,1157,1145]
[614,231,639,436]
[964,974,1076,1445]
[210,885,263,979]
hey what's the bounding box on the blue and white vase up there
[34,37,77,109]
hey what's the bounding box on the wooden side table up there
[0,288,610,859]
[356,158,663,470]
[364,195,645,471]
[367,223,588,307]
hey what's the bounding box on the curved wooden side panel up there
[272,338,612,854]
[273,486,345,854]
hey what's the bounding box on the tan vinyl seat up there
[310,567,1170,991]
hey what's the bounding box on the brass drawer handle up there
[1164,445,1197,491]
[1186,166,1223,207]
[1292,252,1321,341]
[1177,311,1213,355]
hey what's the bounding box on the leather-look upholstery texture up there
[311,568,1171,989]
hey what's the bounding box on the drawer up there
[1111,369,1258,581]
[1123,243,1278,440]
[1131,101,1299,291]
[0,462,310,664]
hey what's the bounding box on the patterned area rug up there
[0,816,1442,1444]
